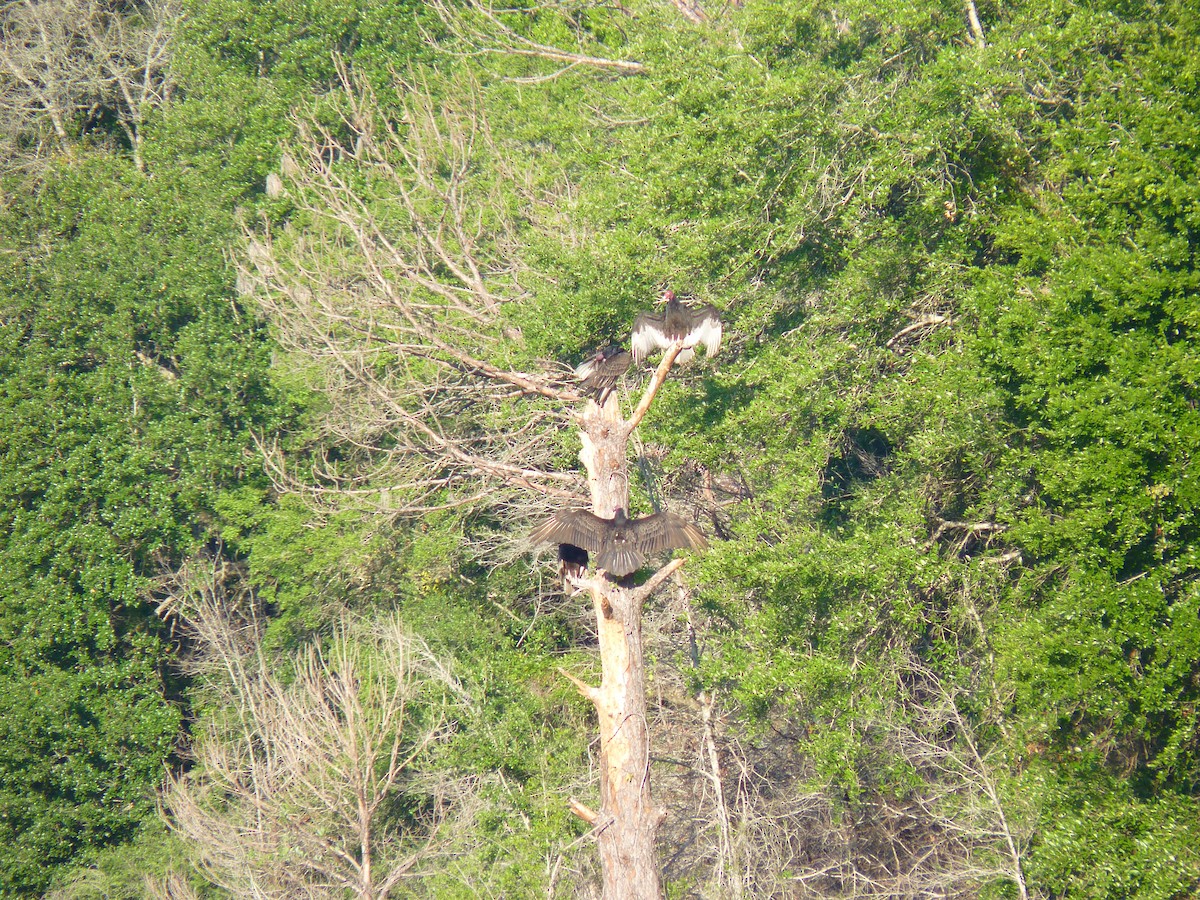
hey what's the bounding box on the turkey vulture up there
[532,508,707,577]
[631,289,722,364]
[558,543,589,582]
[574,345,632,403]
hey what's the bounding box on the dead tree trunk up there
[566,346,686,900]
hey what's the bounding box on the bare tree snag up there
[566,342,694,899]
[158,560,471,900]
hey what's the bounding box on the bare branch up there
[0,0,178,172]
[885,313,950,349]
[629,557,686,605]
[927,517,1010,556]
[569,797,600,825]
[425,0,645,78]
[965,0,987,48]
[668,0,708,25]
[558,665,601,704]
[243,68,588,534]
[160,559,473,900]
[624,342,685,433]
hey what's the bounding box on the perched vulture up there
[574,345,632,403]
[631,289,722,364]
[557,543,589,582]
[532,508,707,577]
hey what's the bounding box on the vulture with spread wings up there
[631,289,722,364]
[532,508,707,577]
[574,345,632,404]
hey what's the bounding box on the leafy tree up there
[0,99,276,900]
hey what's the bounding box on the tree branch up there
[625,342,684,433]
[558,666,601,704]
[965,0,986,47]
[630,557,686,605]
[426,0,646,76]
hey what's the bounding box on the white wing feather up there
[631,316,668,363]
[689,314,722,358]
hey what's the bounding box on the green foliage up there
[179,0,433,88]
[45,825,203,900]
[1026,765,1200,899]
[472,0,1200,890]
[3,0,1199,894]
[0,77,279,900]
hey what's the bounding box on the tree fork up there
[566,344,685,899]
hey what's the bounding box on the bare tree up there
[0,0,91,149]
[159,559,472,900]
[0,0,178,172]
[870,659,1033,900]
[80,0,178,170]
[243,63,730,894]
[241,65,585,539]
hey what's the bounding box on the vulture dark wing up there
[684,305,722,358]
[530,509,609,552]
[574,348,632,399]
[558,543,589,581]
[594,544,643,578]
[627,512,708,555]
[574,348,630,381]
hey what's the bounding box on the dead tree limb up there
[569,797,601,825]
[241,68,586,540]
[677,576,741,895]
[965,0,986,47]
[669,0,708,25]
[886,313,949,349]
[563,339,705,899]
[625,343,684,433]
[426,0,646,77]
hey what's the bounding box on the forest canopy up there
[0,0,1197,896]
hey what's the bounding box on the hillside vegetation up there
[0,0,1197,897]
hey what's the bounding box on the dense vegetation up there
[0,0,1196,896]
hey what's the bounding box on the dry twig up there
[160,559,473,900]
[240,67,587,541]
